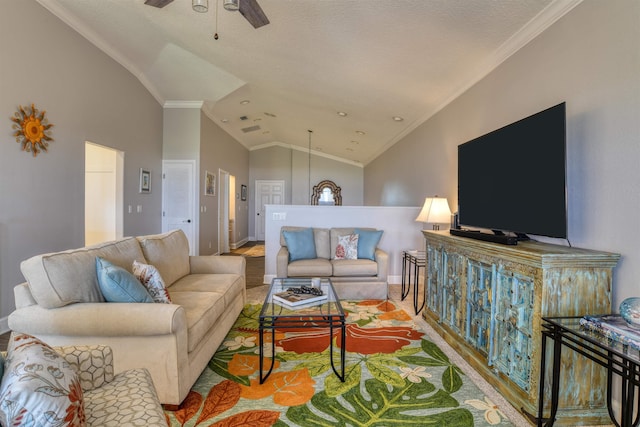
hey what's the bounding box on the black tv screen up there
[457,103,567,239]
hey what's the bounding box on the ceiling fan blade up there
[239,0,270,29]
[144,0,174,8]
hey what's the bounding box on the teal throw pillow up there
[355,228,383,260]
[283,228,317,262]
[96,257,154,303]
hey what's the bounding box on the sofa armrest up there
[276,247,290,277]
[190,255,245,275]
[56,345,115,392]
[8,302,187,337]
[374,248,389,282]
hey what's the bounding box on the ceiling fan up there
[144,0,270,29]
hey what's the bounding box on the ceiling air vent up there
[240,116,249,121]
[242,125,261,133]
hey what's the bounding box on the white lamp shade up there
[415,197,452,225]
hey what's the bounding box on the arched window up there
[311,180,342,206]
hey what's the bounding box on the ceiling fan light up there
[223,0,239,11]
[192,0,208,12]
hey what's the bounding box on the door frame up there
[218,169,230,254]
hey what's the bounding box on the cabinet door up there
[441,251,465,333]
[426,245,443,317]
[465,260,495,357]
[491,269,534,391]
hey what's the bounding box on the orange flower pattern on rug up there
[164,300,514,427]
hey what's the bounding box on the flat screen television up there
[456,102,567,242]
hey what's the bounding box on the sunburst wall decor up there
[11,103,54,157]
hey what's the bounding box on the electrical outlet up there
[272,212,286,220]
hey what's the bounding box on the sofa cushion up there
[280,227,330,259]
[137,230,190,287]
[287,259,333,277]
[355,228,384,260]
[96,257,154,303]
[21,237,146,309]
[331,259,378,277]
[0,334,85,426]
[170,273,245,352]
[283,228,317,261]
[132,260,172,304]
[335,234,358,260]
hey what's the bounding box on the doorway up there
[218,169,233,254]
[255,180,285,241]
[84,142,124,246]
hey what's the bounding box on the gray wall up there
[249,145,363,238]
[200,112,250,254]
[365,0,640,306]
[0,1,164,319]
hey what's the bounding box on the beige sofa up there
[8,229,246,406]
[276,226,388,299]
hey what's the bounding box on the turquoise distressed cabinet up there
[422,230,620,426]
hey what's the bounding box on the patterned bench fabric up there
[84,368,166,426]
[56,345,114,392]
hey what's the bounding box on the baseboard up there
[231,237,249,249]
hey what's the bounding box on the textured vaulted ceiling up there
[36,0,581,165]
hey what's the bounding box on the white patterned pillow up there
[335,234,359,260]
[132,260,172,304]
[0,334,86,426]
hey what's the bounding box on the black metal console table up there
[401,250,426,315]
[538,316,640,427]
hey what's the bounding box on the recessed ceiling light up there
[355,130,365,135]
[264,112,277,118]
[337,111,348,117]
[240,100,250,105]
[392,116,404,122]
[221,118,229,123]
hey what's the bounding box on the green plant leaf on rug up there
[287,377,474,427]
[399,339,465,393]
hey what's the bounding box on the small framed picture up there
[139,169,151,193]
[205,170,216,196]
[241,184,247,201]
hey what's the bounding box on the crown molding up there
[367,0,583,166]
[34,0,166,106]
[163,101,204,109]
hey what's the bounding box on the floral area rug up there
[164,301,514,426]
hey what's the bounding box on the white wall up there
[264,205,425,284]
[364,0,640,307]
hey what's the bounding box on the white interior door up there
[162,160,197,255]
[255,180,285,241]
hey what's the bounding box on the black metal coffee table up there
[259,278,346,384]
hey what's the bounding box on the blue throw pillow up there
[283,228,317,262]
[96,257,154,303]
[355,229,383,260]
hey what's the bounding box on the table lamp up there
[415,196,452,230]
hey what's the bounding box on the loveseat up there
[1,334,166,426]
[8,229,246,406]
[276,226,388,299]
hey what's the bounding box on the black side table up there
[538,316,640,427]
[401,250,426,315]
